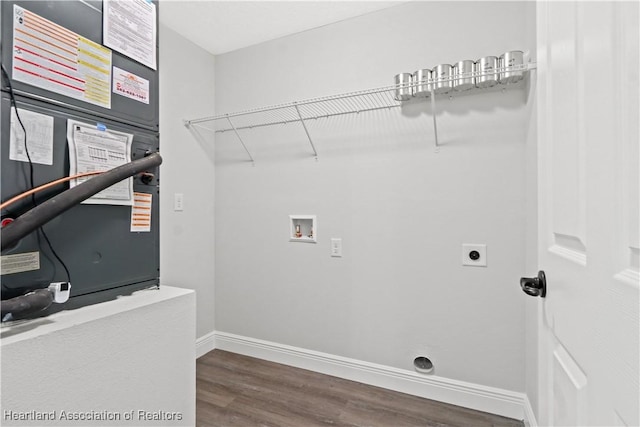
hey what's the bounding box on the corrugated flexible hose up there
[1,152,162,251]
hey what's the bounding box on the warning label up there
[113,66,149,104]
[1,251,40,275]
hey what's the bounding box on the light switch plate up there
[331,238,342,257]
[462,244,486,267]
[174,193,184,211]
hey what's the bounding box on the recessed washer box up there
[289,215,316,243]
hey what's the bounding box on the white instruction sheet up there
[9,109,54,165]
[67,119,134,206]
[103,0,157,70]
[12,5,112,108]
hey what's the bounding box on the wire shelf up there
[185,62,536,161]
[187,85,404,133]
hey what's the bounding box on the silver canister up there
[499,50,524,84]
[453,60,475,91]
[433,64,453,94]
[412,69,432,97]
[476,56,498,88]
[394,73,413,101]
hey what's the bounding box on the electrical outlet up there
[174,193,184,211]
[462,244,486,267]
[331,238,342,257]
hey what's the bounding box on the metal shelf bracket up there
[293,102,319,160]
[225,115,255,164]
[429,89,440,153]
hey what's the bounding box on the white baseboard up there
[523,395,538,427]
[210,331,527,421]
[195,331,216,358]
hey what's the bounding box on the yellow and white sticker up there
[12,5,112,109]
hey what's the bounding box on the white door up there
[536,1,639,426]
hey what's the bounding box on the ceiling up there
[159,1,405,55]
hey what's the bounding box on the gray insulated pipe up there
[1,152,162,251]
[1,289,54,321]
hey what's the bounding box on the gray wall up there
[159,24,216,339]
[214,1,535,393]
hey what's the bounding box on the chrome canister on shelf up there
[394,73,414,101]
[433,64,453,94]
[499,50,524,84]
[476,56,499,88]
[453,60,475,91]
[412,69,432,97]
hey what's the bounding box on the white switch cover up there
[462,244,487,267]
[174,193,184,211]
[331,238,342,257]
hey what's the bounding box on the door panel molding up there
[544,1,588,261]
[549,233,586,266]
[613,1,640,279]
[551,342,587,426]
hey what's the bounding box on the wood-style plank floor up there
[197,350,523,427]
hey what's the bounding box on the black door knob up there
[520,270,546,298]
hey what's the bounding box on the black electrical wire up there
[1,64,71,284]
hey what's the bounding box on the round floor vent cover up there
[413,356,434,374]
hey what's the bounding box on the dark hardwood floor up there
[196,350,523,427]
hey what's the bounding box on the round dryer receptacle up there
[413,356,434,374]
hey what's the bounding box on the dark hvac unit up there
[1,0,161,318]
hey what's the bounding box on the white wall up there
[159,25,216,340]
[214,1,535,394]
[0,287,195,426]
